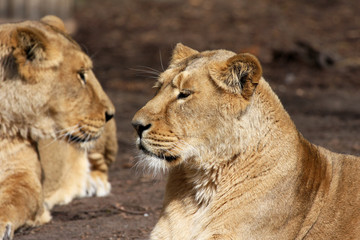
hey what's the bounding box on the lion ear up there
[41,15,67,33]
[209,53,262,100]
[170,43,199,65]
[11,27,61,83]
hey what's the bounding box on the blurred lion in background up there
[0,16,117,239]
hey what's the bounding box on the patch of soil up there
[15,0,360,239]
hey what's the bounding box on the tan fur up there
[0,16,116,239]
[39,118,117,210]
[132,43,360,239]
[41,118,118,208]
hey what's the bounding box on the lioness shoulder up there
[132,43,360,240]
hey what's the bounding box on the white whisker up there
[134,137,202,178]
[39,124,81,149]
[159,50,165,71]
[130,66,161,76]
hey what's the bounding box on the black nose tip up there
[105,112,114,122]
[132,122,151,137]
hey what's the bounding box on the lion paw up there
[0,223,12,240]
[86,171,111,197]
[28,207,52,226]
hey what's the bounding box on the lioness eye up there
[78,71,86,85]
[177,91,191,99]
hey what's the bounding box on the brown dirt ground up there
[15,0,360,239]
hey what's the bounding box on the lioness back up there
[132,43,360,239]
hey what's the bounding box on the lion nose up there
[132,121,151,138]
[105,111,114,122]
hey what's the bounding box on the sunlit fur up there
[39,118,117,209]
[134,137,200,177]
[0,16,116,239]
[133,43,360,240]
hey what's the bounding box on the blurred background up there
[0,0,73,19]
[2,0,359,239]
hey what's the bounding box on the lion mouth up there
[139,143,179,162]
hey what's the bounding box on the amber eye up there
[78,71,86,85]
[177,91,191,99]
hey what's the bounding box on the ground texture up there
[15,0,360,239]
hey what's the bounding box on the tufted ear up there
[170,43,199,65]
[41,15,67,33]
[209,53,262,100]
[10,26,61,83]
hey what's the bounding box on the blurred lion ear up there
[209,53,262,100]
[11,27,62,83]
[170,43,199,65]
[41,15,67,33]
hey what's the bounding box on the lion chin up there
[132,43,360,240]
[135,139,177,176]
[0,16,117,239]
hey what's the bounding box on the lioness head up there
[0,16,114,144]
[132,43,262,172]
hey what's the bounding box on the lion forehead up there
[158,50,235,88]
[184,50,236,70]
[65,50,93,70]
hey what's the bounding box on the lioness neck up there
[0,77,55,139]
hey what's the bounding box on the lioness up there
[0,16,116,239]
[132,43,360,239]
